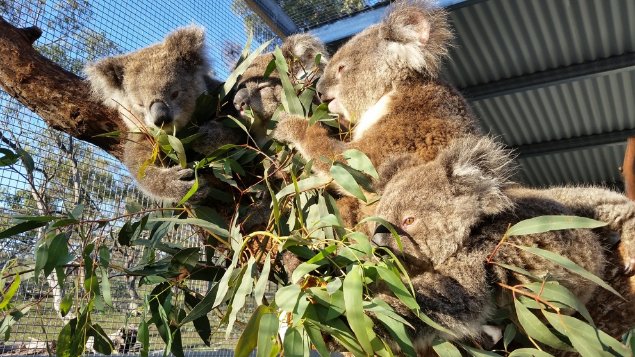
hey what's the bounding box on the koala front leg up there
[273,113,346,175]
[123,133,209,203]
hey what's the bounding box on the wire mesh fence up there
[0,0,276,355]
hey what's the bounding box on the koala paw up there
[620,239,635,275]
[163,166,210,203]
[272,113,308,144]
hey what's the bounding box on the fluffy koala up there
[85,26,239,202]
[273,1,480,177]
[233,34,329,145]
[370,136,622,352]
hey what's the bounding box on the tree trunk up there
[0,17,124,160]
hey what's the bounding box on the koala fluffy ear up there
[164,26,207,69]
[374,154,422,193]
[84,55,127,107]
[379,1,453,76]
[439,136,516,215]
[281,34,329,73]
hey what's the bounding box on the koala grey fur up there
[273,1,479,177]
[371,136,626,352]
[233,34,329,145]
[85,26,241,202]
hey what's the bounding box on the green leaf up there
[0,148,19,166]
[254,253,271,306]
[308,103,330,125]
[343,149,379,179]
[226,259,255,337]
[314,318,365,356]
[138,318,150,357]
[275,284,302,312]
[168,135,187,168]
[343,265,373,354]
[178,168,199,205]
[44,233,73,276]
[330,163,366,201]
[458,343,503,356]
[432,340,462,357]
[514,245,623,299]
[507,215,607,236]
[89,323,114,354]
[172,247,199,272]
[503,323,516,351]
[70,204,84,220]
[283,326,308,357]
[508,348,555,357]
[305,320,330,357]
[99,268,112,307]
[543,311,630,357]
[0,221,48,239]
[0,274,20,309]
[273,47,304,116]
[257,312,279,357]
[56,319,73,357]
[149,217,229,237]
[16,148,34,173]
[276,175,331,200]
[370,300,415,356]
[524,282,594,325]
[514,298,571,350]
[60,292,73,318]
[235,305,267,357]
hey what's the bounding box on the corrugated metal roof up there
[472,69,635,146]
[517,143,625,187]
[446,0,635,88]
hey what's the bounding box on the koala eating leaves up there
[233,34,329,145]
[273,1,480,177]
[86,26,240,202]
[370,136,632,352]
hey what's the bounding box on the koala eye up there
[137,102,144,108]
[170,90,180,100]
[402,216,415,227]
[257,82,271,90]
[338,64,345,73]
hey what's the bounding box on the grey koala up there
[233,34,329,145]
[371,136,618,352]
[273,1,479,177]
[85,26,240,202]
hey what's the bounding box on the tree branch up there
[0,16,125,160]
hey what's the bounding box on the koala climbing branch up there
[0,17,125,160]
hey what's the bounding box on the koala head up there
[233,34,328,123]
[372,136,515,269]
[317,0,453,124]
[85,26,209,134]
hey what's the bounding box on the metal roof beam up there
[462,52,635,101]
[311,0,468,44]
[245,0,298,38]
[514,129,634,158]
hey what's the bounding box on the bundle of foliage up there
[1,40,634,357]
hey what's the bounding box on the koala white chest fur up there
[352,91,394,141]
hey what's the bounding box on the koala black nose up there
[150,101,172,127]
[372,224,391,246]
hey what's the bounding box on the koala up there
[233,34,329,145]
[273,1,480,178]
[85,26,240,202]
[370,136,623,352]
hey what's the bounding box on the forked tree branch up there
[0,17,124,159]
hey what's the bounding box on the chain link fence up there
[0,0,276,355]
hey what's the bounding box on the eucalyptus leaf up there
[343,265,373,354]
[507,216,607,236]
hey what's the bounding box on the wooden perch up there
[0,17,124,160]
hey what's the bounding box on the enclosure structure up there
[1,0,634,356]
